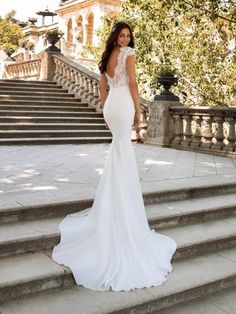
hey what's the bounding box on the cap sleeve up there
[118,47,135,72]
[125,46,135,58]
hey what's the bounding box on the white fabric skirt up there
[52,85,177,291]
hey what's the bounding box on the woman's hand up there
[132,110,141,131]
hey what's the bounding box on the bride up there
[52,21,177,292]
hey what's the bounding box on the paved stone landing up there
[1,143,236,209]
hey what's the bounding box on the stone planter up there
[155,74,179,101]
[46,35,61,52]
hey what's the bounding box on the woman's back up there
[106,48,120,78]
[105,46,135,88]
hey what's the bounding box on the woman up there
[52,21,177,292]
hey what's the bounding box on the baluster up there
[83,77,89,100]
[23,64,27,80]
[181,115,192,147]
[11,66,15,79]
[92,81,100,111]
[72,72,81,98]
[31,63,34,79]
[211,116,224,150]
[57,62,64,85]
[70,69,77,95]
[18,65,22,79]
[138,107,149,142]
[27,64,30,79]
[87,79,94,105]
[79,75,86,100]
[13,66,17,79]
[68,68,75,94]
[29,63,32,79]
[191,115,202,148]
[61,64,68,88]
[37,61,41,80]
[53,59,60,82]
[224,117,236,152]
[26,64,28,79]
[64,67,71,89]
[201,115,213,149]
[171,114,184,145]
[21,64,25,79]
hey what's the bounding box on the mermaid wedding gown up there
[52,46,177,291]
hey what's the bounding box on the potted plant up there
[155,65,179,101]
[45,29,64,51]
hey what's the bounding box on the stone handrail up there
[52,54,149,141]
[169,106,236,155]
[2,58,41,80]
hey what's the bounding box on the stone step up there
[0,105,95,112]
[1,208,236,259]
[158,286,236,314]
[0,94,81,103]
[0,99,87,106]
[1,246,236,310]
[0,95,77,101]
[1,186,236,225]
[0,89,68,96]
[0,86,64,92]
[0,123,107,130]
[0,116,105,123]
[0,137,112,145]
[0,110,102,117]
[147,192,236,229]
[0,91,76,98]
[0,252,74,303]
[0,79,57,86]
[0,129,111,138]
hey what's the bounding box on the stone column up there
[39,50,63,81]
[145,99,183,147]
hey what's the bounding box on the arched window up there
[67,18,73,43]
[76,15,84,43]
[86,13,94,45]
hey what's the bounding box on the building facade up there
[22,0,121,61]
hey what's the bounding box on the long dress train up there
[52,46,177,291]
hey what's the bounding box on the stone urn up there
[45,30,64,52]
[155,73,179,101]
[4,48,15,61]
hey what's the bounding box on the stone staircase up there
[1,181,236,313]
[0,79,112,145]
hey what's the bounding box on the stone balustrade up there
[2,59,41,80]
[169,106,236,155]
[2,49,236,156]
[2,50,235,156]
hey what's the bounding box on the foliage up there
[45,29,64,38]
[0,11,24,51]
[92,0,236,107]
[19,38,35,51]
[4,10,17,23]
[158,65,177,77]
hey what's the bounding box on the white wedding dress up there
[52,46,177,291]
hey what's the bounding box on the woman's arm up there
[99,73,108,107]
[126,55,141,129]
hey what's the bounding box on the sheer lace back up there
[105,46,135,88]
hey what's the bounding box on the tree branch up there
[179,75,227,106]
[181,0,236,24]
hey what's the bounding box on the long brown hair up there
[98,21,134,73]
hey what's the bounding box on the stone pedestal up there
[39,50,63,81]
[145,100,183,147]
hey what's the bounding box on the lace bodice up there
[105,46,135,88]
